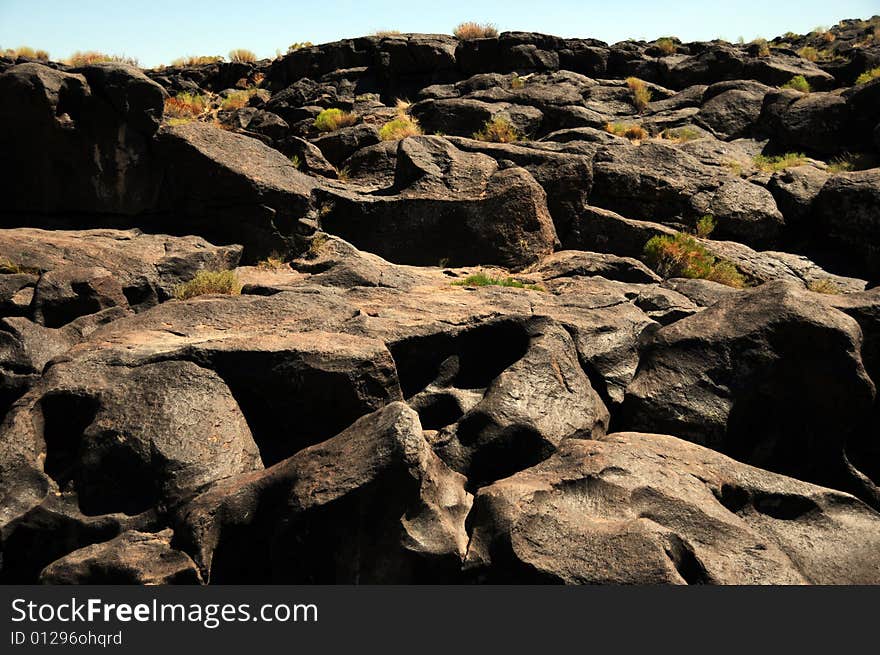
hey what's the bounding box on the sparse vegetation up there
[510,74,526,89]
[473,117,522,143]
[605,122,648,141]
[695,215,716,238]
[228,49,257,63]
[753,152,807,172]
[807,278,840,294]
[643,233,746,288]
[626,77,652,112]
[751,38,771,57]
[170,55,224,67]
[3,46,49,60]
[290,155,302,169]
[164,92,208,121]
[855,67,880,85]
[452,273,543,291]
[654,38,677,55]
[374,30,402,37]
[313,108,358,132]
[797,46,819,62]
[221,88,258,110]
[781,75,811,93]
[173,270,241,300]
[379,115,423,140]
[67,51,139,67]
[287,42,314,53]
[336,165,351,182]
[454,22,498,40]
[256,253,289,271]
[660,126,702,142]
[0,257,39,274]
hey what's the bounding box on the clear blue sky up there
[1,0,876,68]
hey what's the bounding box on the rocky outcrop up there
[319,136,558,269]
[466,432,880,584]
[2,18,880,586]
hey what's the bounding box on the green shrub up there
[753,152,807,172]
[228,48,257,63]
[643,233,745,288]
[626,77,652,112]
[855,67,880,85]
[379,115,422,140]
[660,126,701,142]
[695,215,716,238]
[654,38,677,55]
[452,273,542,291]
[173,270,241,300]
[313,108,358,132]
[798,46,819,61]
[473,117,521,143]
[781,75,811,93]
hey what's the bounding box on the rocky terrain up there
[1,17,880,584]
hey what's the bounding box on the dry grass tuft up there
[753,152,808,172]
[228,48,257,63]
[314,108,358,132]
[173,270,241,300]
[164,92,208,121]
[473,117,521,143]
[626,77,652,112]
[454,22,498,40]
[170,55,224,67]
[605,122,648,141]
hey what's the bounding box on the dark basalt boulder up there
[622,280,878,506]
[40,529,202,584]
[311,123,380,166]
[319,136,558,269]
[154,122,319,259]
[2,355,263,517]
[758,89,855,155]
[175,402,472,583]
[590,141,784,246]
[1,493,159,583]
[0,228,242,308]
[0,62,164,215]
[813,170,880,280]
[465,433,880,584]
[697,83,770,139]
[411,97,544,138]
[31,266,129,328]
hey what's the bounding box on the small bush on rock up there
[68,51,138,66]
[605,122,648,141]
[173,270,241,300]
[380,116,423,141]
[695,215,716,238]
[452,273,543,291]
[807,278,840,294]
[473,117,521,143]
[781,75,811,93]
[855,67,880,85]
[644,233,746,288]
[753,152,807,172]
[170,55,224,66]
[221,88,258,110]
[751,38,771,57]
[654,38,677,55]
[4,46,50,60]
[454,22,498,39]
[626,77,652,112]
[229,49,257,63]
[314,108,358,132]
[798,46,819,61]
[660,126,701,142]
[164,92,208,121]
